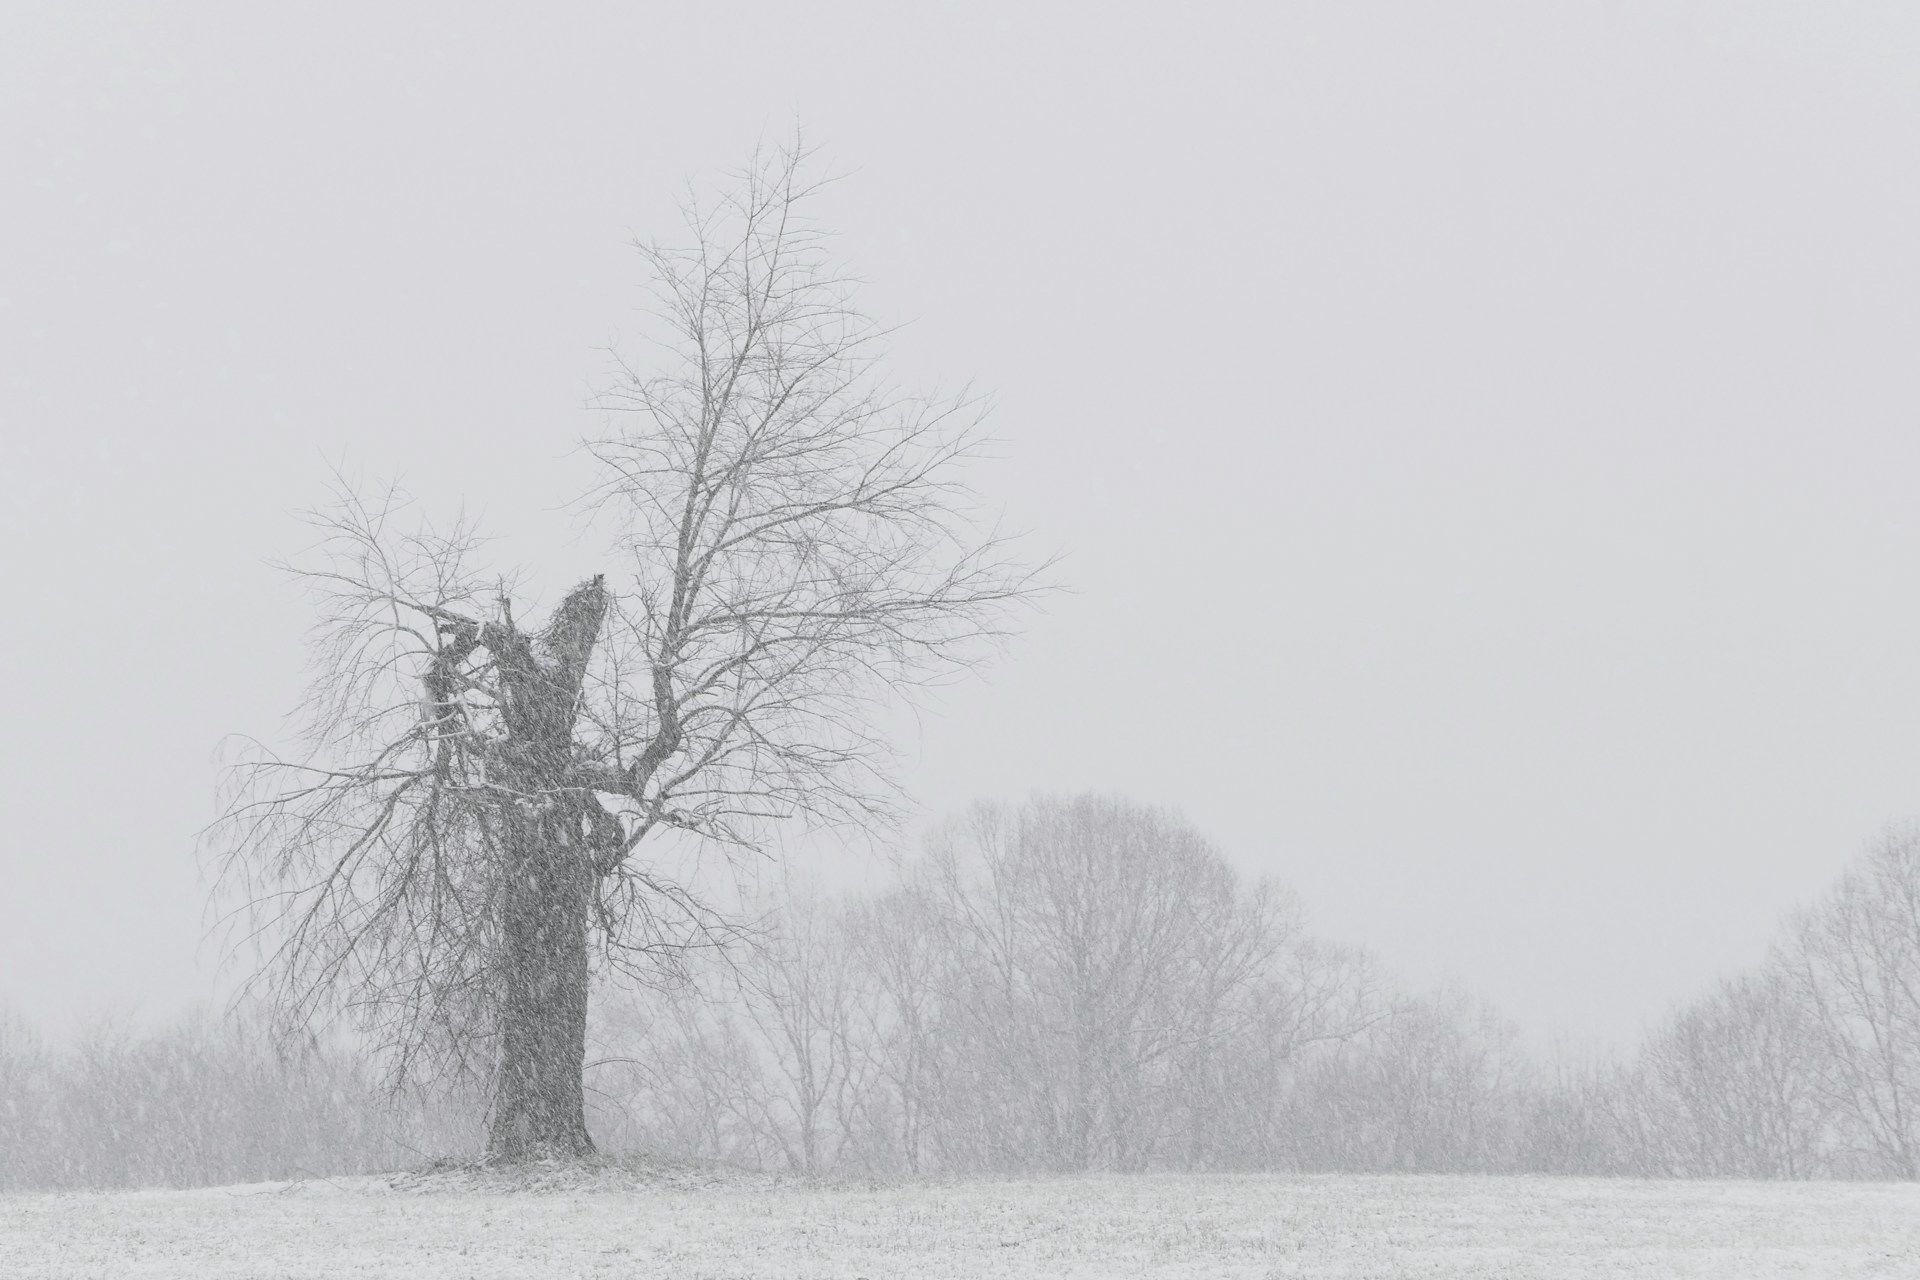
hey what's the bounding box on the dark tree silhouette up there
[211,142,1041,1162]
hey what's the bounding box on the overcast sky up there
[5,1,1920,1051]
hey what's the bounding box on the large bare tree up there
[212,143,1039,1162]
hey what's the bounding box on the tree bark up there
[487,807,596,1161]
[480,576,608,1163]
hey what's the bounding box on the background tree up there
[211,141,1039,1163]
[1778,824,1920,1177]
[1636,970,1827,1178]
[1289,988,1523,1174]
[0,1004,479,1192]
[904,796,1292,1172]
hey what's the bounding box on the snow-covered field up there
[3,1170,1918,1278]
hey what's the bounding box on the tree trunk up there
[487,815,596,1162]
[480,576,609,1164]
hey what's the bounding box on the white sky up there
[5,1,1920,1052]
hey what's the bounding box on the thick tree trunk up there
[479,576,609,1164]
[487,817,596,1162]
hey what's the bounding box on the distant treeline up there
[0,1010,480,1191]
[590,799,1920,1181]
[1538,822,1920,1180]
[6,796,1920,1189]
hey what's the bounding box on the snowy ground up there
[3,1169,1918,1278]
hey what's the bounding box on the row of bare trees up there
[0,796,1534,1188]
[585,809,1920,1181]
[585,794,1536,1176]
[0,1007,479,1191]
[15,805,1920,1187]
[1524,825,1920,1180]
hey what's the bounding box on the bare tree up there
[595,881,881,1173]
[1778,824,1920,1178]
[842,884,945,1173]
[1284,987,1523,1174]
[1635,970,1828,1178]
[211,141,1039,1162]
[1192,938,1398,1170]
[902,795,1292,1172]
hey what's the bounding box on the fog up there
[7,0,1920,1070]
